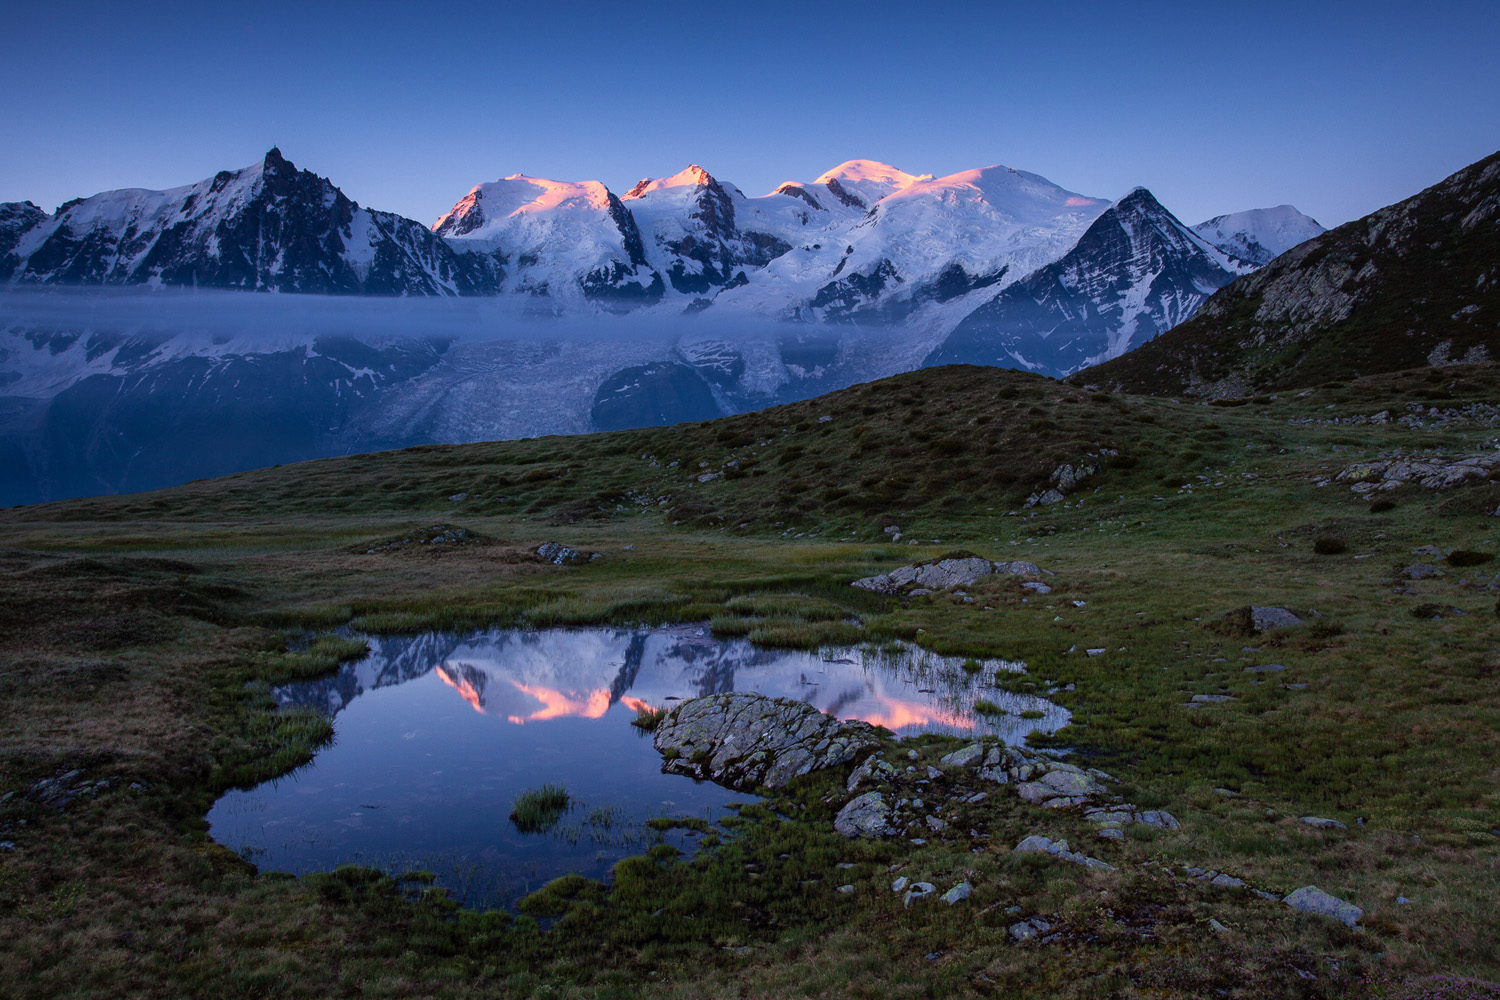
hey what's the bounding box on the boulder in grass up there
[1207,605,1304,635]
[1284,885,1363,927]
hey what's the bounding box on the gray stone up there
[940,744,985,768]
[904,882,936,906]
[837,884,855,894]
[1241,606,1305,632]
[1210,874,1246,889]
[1139,811,1180,831]
[1016,766,1105,806]
[1284,885,1363,927]
[925,815,948,832]
[834,792,897,838]
[1209,918,1230,933]
[536,542,584,565]
[1244,663,1287,673]
[655,692,879,791]
[0,841,14,852]
[1401,563,1443,580]
[1022,582,1052,594]
[1013,834,1058,855]
[891,876,909,892]
[1411,545,1443,557]
[851,557,1043,595]
[940,881,973,905]
[1191,694,1235,704]
[1011,835,1115,871]
[1086,648,1106,656]
[1300,816,1348,830]
[1009,921,1038,941]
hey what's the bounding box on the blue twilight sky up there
[2,0,1496,231]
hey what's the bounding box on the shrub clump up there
[1313,535,1348,555]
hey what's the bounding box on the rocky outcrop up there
[1086,151,1500,396]
[1335,452,1500,494]
[851,557,1043,596]
[653,692,879,791]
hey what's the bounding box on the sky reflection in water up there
[208,625,1067,908]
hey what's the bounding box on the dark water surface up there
[208,625,1066,908]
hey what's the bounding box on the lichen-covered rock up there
[940,880,973,905]
[851,557,1042,595]
[1284,885,1363,926]
[835,791,896,838]
[1016,764,1105,807]
[654,692,879,791]
[537,542,583,565]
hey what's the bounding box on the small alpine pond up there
[209,625,1067,908]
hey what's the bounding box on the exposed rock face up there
[653,692,879,791]
[6,149,496,295]
[1336,452,1500,493]
[927,188,1245,376]
[851,557,1043,595]
[590,361,724,432]
[1088,150,1500,396]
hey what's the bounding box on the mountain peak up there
[814,160,926,187]
[1191,205,1326,268]
[622,165,718,201]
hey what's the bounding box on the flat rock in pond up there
[654,692,879,791]
[1284,885,1363,926]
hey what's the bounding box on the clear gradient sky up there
[3,0,1497,230]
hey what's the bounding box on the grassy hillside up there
[1084,151,1500,397]
[2,364,1499,999]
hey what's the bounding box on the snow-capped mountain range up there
[0,150,1324,504]
[2,149,1321,341]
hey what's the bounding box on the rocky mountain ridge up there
[1085,151,1499,395]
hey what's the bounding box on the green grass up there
[510,784,572,833]
[1,362,1499,998]
[630,704,669,731]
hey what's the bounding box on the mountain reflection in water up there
[209,626,1066,910]
[279,624,1067,740]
